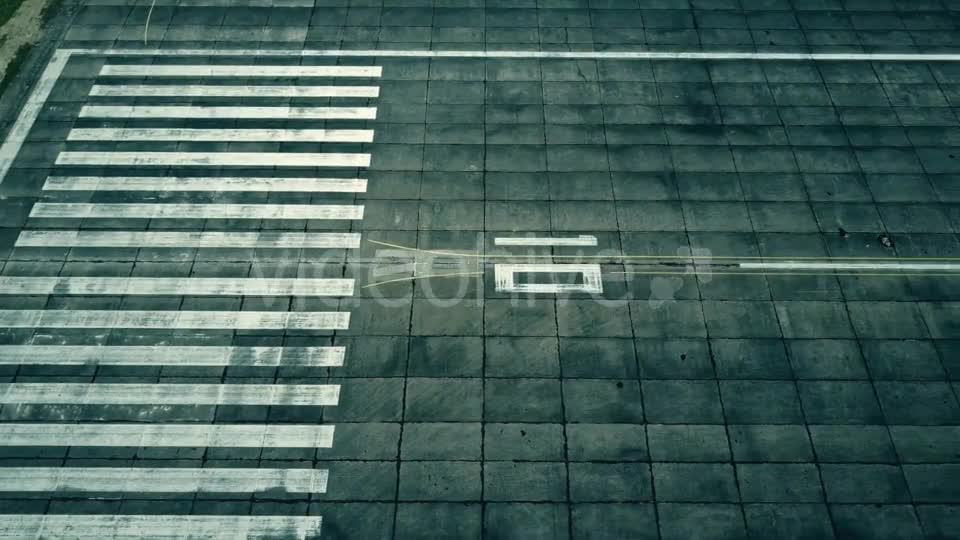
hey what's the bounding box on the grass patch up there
[0,0,28,29]
[0,43,31,97]
[0,0,63,98]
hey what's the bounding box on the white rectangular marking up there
[739,261,960,271]
[68,128,375,143]
[0,346,345,367]
[495,263,603,294]
[90,84,379,98]
[17,231,362,248]
[79,105,377,120]
[0,424,335,448]
[495,235,598,247]
[0,383,340,406]
[0,468,328,493]
[56,151,372,168]
[0,310,350,329]
[0,277,354,296]
[0,515,323,539]
[100,64,382,78]
[30,203,364,220]
[43,176,368,193]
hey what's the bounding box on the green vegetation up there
[0,0,27,29]
[0,0,62,97]
[0,43,29,96]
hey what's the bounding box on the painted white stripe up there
[30,203,364,220]
[0,310,350,330]
[0,515,323,540]
[90,84,379,98]
[0,345,345,367]
[0,383,340,406]
[739,261,960,271]
[79,105,377,120]
[495,263,604,294]
[0,424,335,448]
[68,128,374,143]
[0,468,328,493]
[43,176,367,193]
[16,230,362,249]
[495,235,598,247]
[0,50,70,186]
[0,277,355,296]
[56,152,371,168]
[100,64,382,78]
[67,48,960,61]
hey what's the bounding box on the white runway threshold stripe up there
[0,515,323,540]
[0,277,355,296]
[16,231,362,249]
[0,467,329,493]
[99,64,382,78]
[78,105,378,120]
[0,383,340,406]
[43,176,368,193]
[739,261,960,271]
[0,345,345,367]
[495,263,604,294]
[0,424,335,448]
[90,84,380,98]
[68,128,375,143]
[495,235,598,247]
[30,203,365,220]
[56,151,372,168]
[0,310,350,330]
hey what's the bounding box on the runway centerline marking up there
[739,261,960,271]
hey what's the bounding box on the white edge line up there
[0,49,71,186]
[60,48,960,61]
